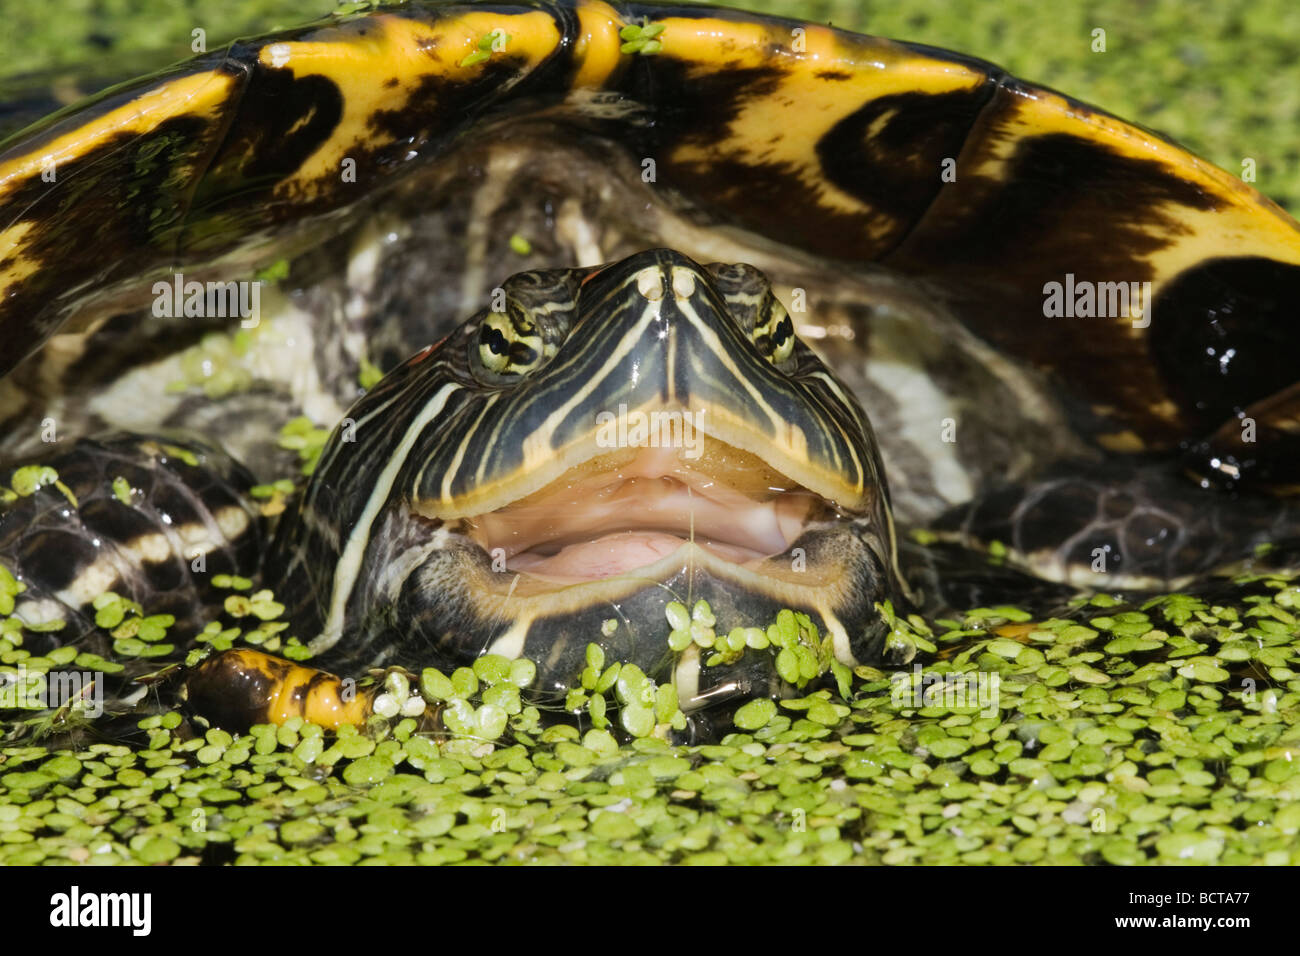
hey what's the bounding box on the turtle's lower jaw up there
[410,516,902,701]
[397,440,905,689]
[460,444,826,583]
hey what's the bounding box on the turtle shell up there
[2,0,1299,459]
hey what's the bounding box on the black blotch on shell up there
[1151,256,1300,432]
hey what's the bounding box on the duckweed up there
[5,555,1300,863]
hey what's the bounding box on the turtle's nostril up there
[636,269,664,301]
[671,267,696,299]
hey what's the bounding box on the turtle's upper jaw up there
[462,442,826,583]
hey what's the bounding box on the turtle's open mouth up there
[462,442,830,583]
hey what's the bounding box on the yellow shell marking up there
[659,17,987,245]
[0,70,235,200]
[257,11,562,198]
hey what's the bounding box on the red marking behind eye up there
[579,266,605,287]
[405,342,439,366]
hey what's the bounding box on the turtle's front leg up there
[0,433,263,650]
[928,458,1300,591]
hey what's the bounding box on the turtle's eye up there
[476,307,544,381]
[752,297,795,366]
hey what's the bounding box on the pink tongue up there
[509,531,768,580]
[510,531,686,579]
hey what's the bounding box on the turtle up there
[2,0,1299,735]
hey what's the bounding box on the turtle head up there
[279,249,911,706]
